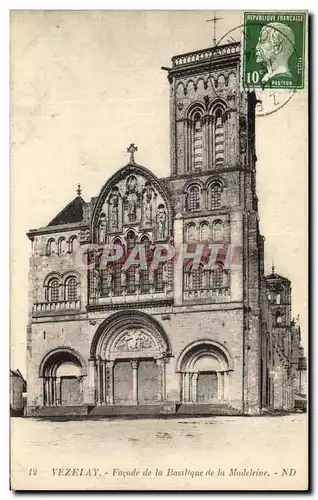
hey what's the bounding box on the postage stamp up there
[242,12,307,90]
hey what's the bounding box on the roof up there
[265,266,290,282]
[48,196,86,226]
[10,369,26,385]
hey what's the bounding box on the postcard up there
[10,10,308,491]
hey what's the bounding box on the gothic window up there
[200,222,210,242]
[126,231,137,294]
[140,235,151,293]
[127,230,136,255]
[212,220,224,241]
[48,278,59,302]
[188,185,201,212]
[212,263,224,288]
[192,265,204,290]
[210,182,222,210]
[193,112,203,170]
[155,263,164,291]
[187,223,196,243]
[113,238,123,296]
[214,107,225,165]
[65,277,78,301]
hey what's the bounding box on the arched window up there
[213,220,224,241]
[193,112,203,170]
[214,107,225,165]
[65,277,78,301]
[140,235,151,294]
[69,236,79,253]
[212,263,224,289]
[46,239,56,256]
[126,231,137,294]
[187,223,197,243]
[200,222,210,242]
[210,182,222,210]
[188,185,200,212]
[58,238,67,255]
[276,293,281,305]
[48,278,60,302]
[185,263,205,291]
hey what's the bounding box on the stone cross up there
[127,143,138,163]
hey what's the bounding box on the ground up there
[11,414,307,491]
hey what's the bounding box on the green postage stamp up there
[243,12,307,90]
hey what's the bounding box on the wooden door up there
[197,371,218,403]
[60,376,81,406]
[138,360,158,404]
[113,361,133,405]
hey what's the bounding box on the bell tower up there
[165,42,257,193]
[164,41,263,414]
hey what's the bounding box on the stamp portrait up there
[243,12,306,90]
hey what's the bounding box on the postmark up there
[243,12,307,90]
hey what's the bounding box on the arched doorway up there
[177,340,233,404]
[39,348,87,406]
[90,311,171,406]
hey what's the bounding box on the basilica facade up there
[26,41,306,417]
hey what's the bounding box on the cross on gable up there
[127,143,138,163]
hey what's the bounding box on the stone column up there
[188,373,194,403]
[43,379,48,406]
[217,372,224,401]
[108,361,114,405]
[87,358,96,405]
[223,371,230,400]
[156,359,163,402]
[96,357,101,405]
[56,377,61,406]
[183,372,190,403]
[52,377,57,406]
[103,360,107,405]
[192,373,198,404]
[47,377,52,406]
[131,360,139,405]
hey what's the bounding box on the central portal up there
[113,359,159,405]
[90,311,171,406]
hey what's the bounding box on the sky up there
[10,11,308,376]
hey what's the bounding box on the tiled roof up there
[48,196,85,226]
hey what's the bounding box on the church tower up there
[164,41,263,414]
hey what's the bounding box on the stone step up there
[26,405,89,417]
[176,403,241,416]
[88,403,177,416]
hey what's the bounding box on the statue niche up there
[98,213,107,245]
[108,187,120,232]
[124,175,140,223]
[156,204,167,240]
[142,181,156,226]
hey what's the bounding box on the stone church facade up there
[26,41,306,417]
